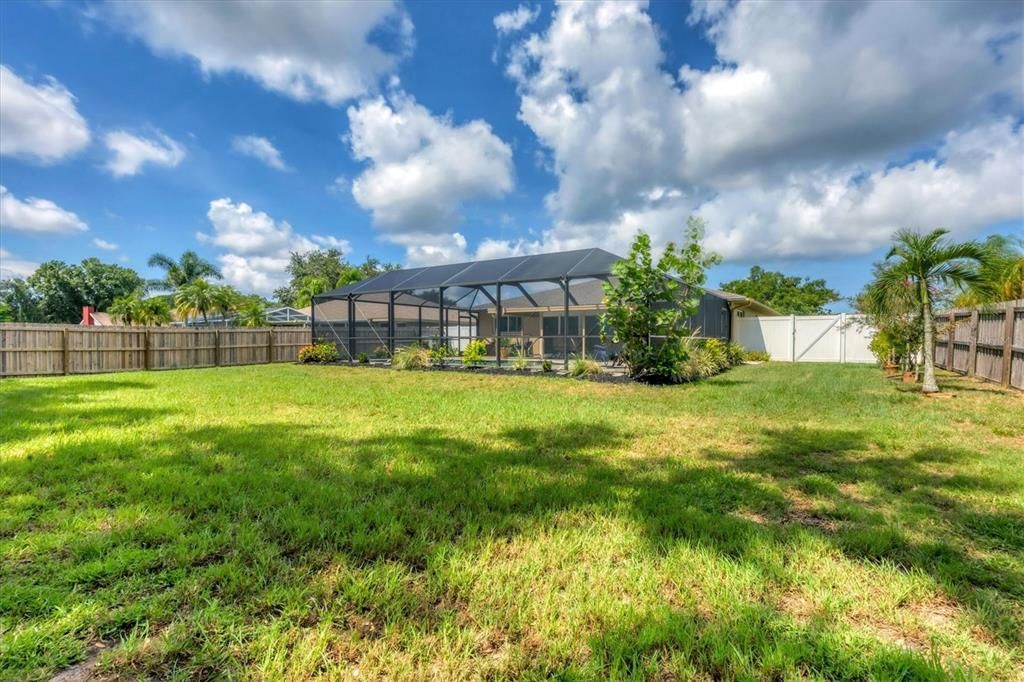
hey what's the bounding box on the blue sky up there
[1,1,1021,306]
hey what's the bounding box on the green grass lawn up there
[1,363,1022,680]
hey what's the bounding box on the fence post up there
[789,315,796,362]
[967,310,979,377]
[62,326,70,375]
[214,329,221,367]
[839,313,846,364]
[267,328,274,364]
[1001,303,1014,387]
[144,329,151,371]
[946,312,955,371]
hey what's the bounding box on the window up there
[499,315,522,333]
[542,315,580,336]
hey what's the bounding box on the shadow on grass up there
[1,415,1020,678]
[713,427,1023,645]
[0,378,161,444]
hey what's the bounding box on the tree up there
[175,279,217,324]
[0,278,41,322]
[720,266,841,314]
[855,263,922,373]
[147,251,222,291]
[871,229,987,393]
[27,258,144,323]
[952,235,1024,306]
[235,298,268,327]
[210,284,241,321]
[294,276,331,308]
[137,296,172,326]
[109,292,140,326]
[273,250,398,305]
[600,217,721,383]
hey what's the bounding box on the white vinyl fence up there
[733,314,875,363]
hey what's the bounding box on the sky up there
[1,0,1022,308]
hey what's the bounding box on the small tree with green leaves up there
[600,218,720,383]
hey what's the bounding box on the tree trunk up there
[920,279,939,393]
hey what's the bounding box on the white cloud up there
[92,238,119,250]
[231,135,290,171]
[679,0,1022,180]
[494,4,540,34]
[494,0,1023,260]
[103,130,186,177]
[0,248,39,279]
[327,176,349,195]
[104,1,413,106]
[199,198,348,294]
[0,64,91,164]
[696,119,1024,260]
[347,91,514,260]
[0,185,88,234]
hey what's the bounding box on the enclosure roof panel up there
[316,248,625,299]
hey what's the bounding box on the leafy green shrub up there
[462,339,487,367]
[511,347,529,371]
[568,354,602,378]
[541,358,553,373]
[725,342,745,366]
[690,346,721,378]
[392,345,429,370]
[676,358,701,382]
[357,353,369,364]
[702,338,730,371]
[743,350,771,362]
[298,342,339,363]
[429,343,453,365]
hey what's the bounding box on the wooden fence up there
[0,325,310,378]
[934,299,1023,390]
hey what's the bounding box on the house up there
[312,248,778,364]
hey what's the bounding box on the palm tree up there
[175,279,217,325]
[953,235,1024,306]
[109,292,140,325]
[137,297,172,326]
[148,251,222,291]
[235,298,268,328]
[295,276,330,308]
[210,284,241,325]
[873,229,987,393]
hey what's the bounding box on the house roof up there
[313,247,779,316]
[706,288,780,316]
[316,248,624,299]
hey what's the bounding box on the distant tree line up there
[0,248,397,325]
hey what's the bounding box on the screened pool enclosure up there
[311,248,732,368]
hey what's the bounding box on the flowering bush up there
[298,342,339,363]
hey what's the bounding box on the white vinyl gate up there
[733,314,875,363]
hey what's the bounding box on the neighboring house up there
[312,248,778,362]
[81,305,311,327]
[177,306,311,327]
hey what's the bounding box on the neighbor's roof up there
[316,248,624,299]
[706,288,781,316]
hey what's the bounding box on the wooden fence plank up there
[1002,302,1015,387]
